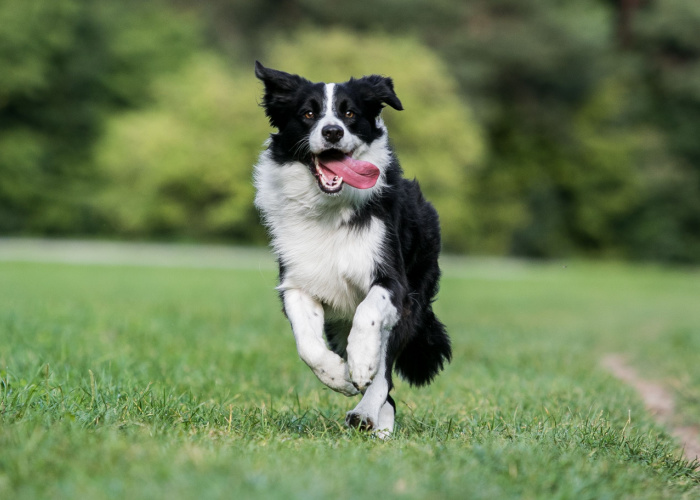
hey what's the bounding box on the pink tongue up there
[318,155,380,189]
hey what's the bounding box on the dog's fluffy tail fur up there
[394,310,451,386]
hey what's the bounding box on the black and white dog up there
[253,62,451,437]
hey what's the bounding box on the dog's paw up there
[329,378,361,397]
[346,327,380,391]
[345,410,375,431]
[347,353,378,392]
[313,357,359,397]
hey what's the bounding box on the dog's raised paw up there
[312,356,360,396]
[348,363,376,392]
[345,411,375,431]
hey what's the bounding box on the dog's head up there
[255,61,403,196]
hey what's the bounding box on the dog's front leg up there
[283,289,359,396]
[345,347,395,438]
[346,286,399,392]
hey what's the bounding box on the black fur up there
[366,170,452,387]
[255,61,451,390]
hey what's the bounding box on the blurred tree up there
[94,54,267,241]
[437,1,642,257]
[0,0,201,234]
[627,0,700,261]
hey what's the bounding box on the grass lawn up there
[1,245,699,499]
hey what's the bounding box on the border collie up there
[253,62,451,437]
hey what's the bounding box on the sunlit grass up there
[1,254,699,499]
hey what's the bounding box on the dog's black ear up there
[255,61,309,129]
[352,74,404,115]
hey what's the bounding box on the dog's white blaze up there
[309,84,340,153]
[324,83,335,118]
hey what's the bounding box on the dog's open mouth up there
[312,150,380,194]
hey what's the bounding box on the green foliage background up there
[2,0,700,260]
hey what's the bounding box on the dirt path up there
[602,354,700,464]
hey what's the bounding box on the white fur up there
[346,286,398,389]
[255,162,387,316]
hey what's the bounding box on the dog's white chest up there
[275,215,385,318]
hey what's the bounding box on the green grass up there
[1,251,699,499]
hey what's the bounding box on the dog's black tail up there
[394,310,451,386]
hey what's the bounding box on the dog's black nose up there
[322,124,344,143]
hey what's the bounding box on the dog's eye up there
[304,111,315,120]
[345,111,355,118]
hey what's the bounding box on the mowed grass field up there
[1,245,699,499]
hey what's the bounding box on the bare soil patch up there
[603,354,700,464]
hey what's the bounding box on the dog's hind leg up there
[375,396,396,439]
